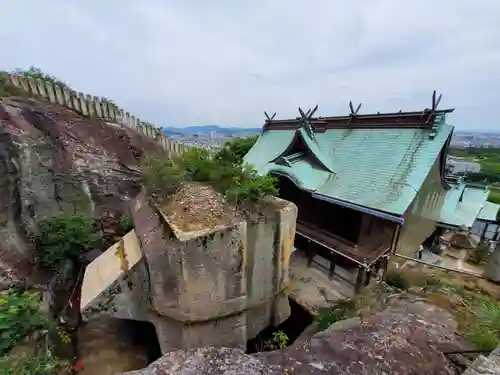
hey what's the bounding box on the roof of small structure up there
[477,201,500,222]
[245,100,454,216]
[438,182,490,229]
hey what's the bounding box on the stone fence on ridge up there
[0,72,189,156]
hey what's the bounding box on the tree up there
[214,136,258,166]
[143,135,276,205]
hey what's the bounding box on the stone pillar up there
[130,188,297,353]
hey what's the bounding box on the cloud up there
[1,0,499,129]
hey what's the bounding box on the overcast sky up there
[1,1,500,130]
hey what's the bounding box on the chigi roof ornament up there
[264,111,276,122]
[347,101,362,126]
[262,93,454,133]
[297,105,318,141]
[423,90,443,139]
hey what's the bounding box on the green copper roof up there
[477,201,500,222]
[438,183,490,228]
[245,118,453,216]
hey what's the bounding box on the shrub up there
[0,74,24,98]
[37,214,102,270]
[489,190,500,205]
[469,243,490,265]
[316,299,357,331]
[385,270,411,290]
[214,136,258,166]
[465,298,500,350]
[9,67,118,109]
[0,290,47,356]
[13,66,69,88]
[0,351,68,375]
[267,330,289,350]
[143,140,277,205]
[117,214,134,233]
[419,275,442,289]
[142,155,185,200]
[101,97,118,109]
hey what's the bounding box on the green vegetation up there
[268,330,289,349]
[0,280,75,373]
[36,214,102,270]
[143,137,277,205]
[316,299,357,331]
[254,330,290,352]
[382,268,500,351]
[13,66,68,88]
[1,66,120,109]
[449,147,500,186]
[385,269,412,290]
[468,242,490,265]
[465,298,500,350]
[0,290,46,356]
[488,186,500,205]
[0,74,24,97]
[0,352,68,375]
[214,135,258,165]
[117,213,134,233]
[448,147,500,205]
[315,267,500,353]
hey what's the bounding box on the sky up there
[1,1,500,130]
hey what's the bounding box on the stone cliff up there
[0,96,164,286]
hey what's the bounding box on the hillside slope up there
[0,96,164,285]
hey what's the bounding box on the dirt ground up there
[288,251,355,314]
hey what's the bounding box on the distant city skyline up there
[163,123,500,134]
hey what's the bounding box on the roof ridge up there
[262,92,454,132]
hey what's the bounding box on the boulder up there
[0,97,164,285]
[442,231,478,250]
[121,299,468,375]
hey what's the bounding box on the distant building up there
[446,156,481,174]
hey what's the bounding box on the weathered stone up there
[80,185,298,354]
[121,300,469,375]
[464,346,500,375]
[121,347,282,375]
[0,97,164,286]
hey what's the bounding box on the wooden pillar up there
[306,240,314,267]
[328,257,336,280]
[481,222,489,242]
[380,255,389,280]
[364,267,371,286]
[355,267,366,294]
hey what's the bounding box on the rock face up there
[0,97,164,285]
[121,299,469,375]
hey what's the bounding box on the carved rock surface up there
[121,299,469,375]
[0,97,164,286]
